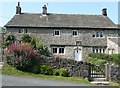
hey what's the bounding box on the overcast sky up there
[0,0,119,27]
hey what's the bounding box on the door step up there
[91,81,109,85]
[93,78,107,81]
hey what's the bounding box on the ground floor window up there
[52,47,65,54]
[108,49,114,54]
[92,47,105,53]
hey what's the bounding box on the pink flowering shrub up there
[7,43,40,71]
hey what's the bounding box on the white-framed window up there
[72,30,78,36]
[19,29,24,34]
[54,30,60,36]
[59,47,64,54]
[19,29,28,34]
[92,31,104,38]
[108,49,114,54]
[52,47,65,54]
[52,48,57,54]
[92,47,105,53]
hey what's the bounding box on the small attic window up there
[72,30,78,36]
[19,29,24,34]
[19,29,28,34]
[54,30,60,36]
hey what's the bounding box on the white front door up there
[74,49,82,61]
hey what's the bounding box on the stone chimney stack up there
[16,2,21,15]
[102,8,107,16]
[42,5,47,14]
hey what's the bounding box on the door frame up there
[74,48,82,61]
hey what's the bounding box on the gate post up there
[105,63,111,81]
[88,63,92,81]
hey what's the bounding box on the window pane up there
[99,48,101,53]
[103,49,105,53]
[92,32,95,37]
[100,32,103,37]
[73,31,77,36]
[96,32,99,37]
[55,31,59,35]
[59,48,64,54]
[93,48,95,53]
[19,29,21,33]
[96,48,98,53]
[53,48,57,53]
[25,29,27,33]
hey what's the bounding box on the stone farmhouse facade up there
[4,2,120,61]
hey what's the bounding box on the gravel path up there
[2,75,91,86]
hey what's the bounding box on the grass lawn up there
[2,64,91,84]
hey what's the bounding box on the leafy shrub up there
[7,43,39,71]
[53,69,60,76]
[111,54,120,65]
[30,38,36,48]
[59,68,69,77]
[30,65,40,74]
[88,53,120,65]
[89,53,113,62]
[85,57,106,65]
[21,34,32,43]
[5,33,15,46]
[36,42,51,57]
[40,64,53,75]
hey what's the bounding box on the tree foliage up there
[21,34,32,43]
[5,33,15,46]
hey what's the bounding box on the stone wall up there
[40,56,90,78]
[110,64,120,83]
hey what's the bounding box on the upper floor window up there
[19,29,28,34]
[54,30,60,36]
[19,29,24,34]
[92,31,104,38]
[72,30,78,36]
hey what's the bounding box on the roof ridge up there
[19,12,103,16]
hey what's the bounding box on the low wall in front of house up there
[40,55,90,78]
[110,64,120,83]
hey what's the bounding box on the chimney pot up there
[42,5,47,14]
[102,8,107,16]
[16,2,21,15]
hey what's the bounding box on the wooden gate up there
[88,63,106,81]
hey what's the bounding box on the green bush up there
[30,38,36,48]
[40,64,53,75]
[89,53,113,62]
[59,68,69,77]
[88,53,120,65]
[53,69,60,76]
[85,57,106,65]
[36,42,51,57]
[5,33,15,47]
[21,34,32,43]
[31,65,40,74]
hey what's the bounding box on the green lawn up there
[2,64,90,84]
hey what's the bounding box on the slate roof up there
[5,13,117,28]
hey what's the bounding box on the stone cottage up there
[4,2,120,61]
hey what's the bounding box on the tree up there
[30,38,36,48]
[5,33,15,47]
[21,34,32,43]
